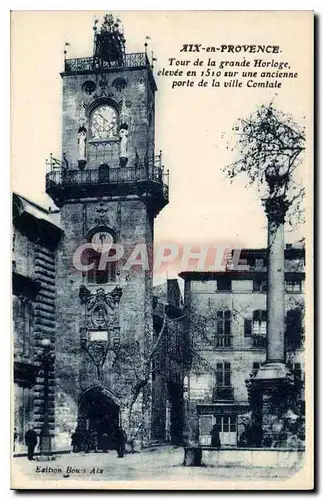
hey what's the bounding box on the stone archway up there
[78,386,120,450]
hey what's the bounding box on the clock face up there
[91,231,114,253]
[90,105,117,139]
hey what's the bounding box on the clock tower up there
[46,15,169,448]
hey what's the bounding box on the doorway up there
[78,386,119,450]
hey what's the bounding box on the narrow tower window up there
[85,228,117,284]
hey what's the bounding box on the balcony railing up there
[47,164,168,192]
[46,155,169,213]
[215,335,233,348]
[252,335,267,348]
[64,52,150,73]
[212,386,234,402]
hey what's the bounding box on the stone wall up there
[33,244,57,438]
[55,197,154,442]
[13,212,60,446]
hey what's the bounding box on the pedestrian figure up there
[25,425,38,461]
[90,430,98,453]
[84,429,91,453]
[13,427,18,452]
[210,424,221,448]
[71,427,82,453]
[115,426,127,458]
[101,433,109,453]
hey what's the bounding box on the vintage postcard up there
[11,10,314,490]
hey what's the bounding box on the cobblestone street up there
[12,446,303,488]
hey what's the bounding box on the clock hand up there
[98,113,110,124]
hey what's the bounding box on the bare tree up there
[223,103,305,228]
[111,313,168,440]
[111,308,188,445]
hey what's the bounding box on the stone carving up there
[79,285,91,305]
[78,100,87,127]
[82,80,96,96]
[112,77,127,92]
[135,148,140,168]
[119,95,130,124]
[79,286,122,333]
[77,126,87,168]
[79,285,123,378]
[94,201,110,226]
[119,124,129,167]
[98,75,108,89]
[62,152,69,169]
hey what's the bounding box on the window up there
[217,277,232,291]
[286,309,303,349]
[255,258,264,270]
[244,318,252,337]
[253,279,267,292]
[288,362,304,401]
[15,298,33,357]
[252,310,267,336]
[84,228,117,284]
[23,301,33,356]
[216,362,231,387]
[215,311,232,346]
[198,415,213,446]
[292,363,302,381]
[200,415,213,435]
[215,415,237,433]
[86,250,116,284]
[286,280,303,293]
[216,311,231,335]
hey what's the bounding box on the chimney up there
[167,279,181,307]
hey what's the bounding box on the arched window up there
[90,104,118,140]
[83,228,117,284]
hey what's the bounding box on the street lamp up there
[182,375,189,445]
[37,338,54,457]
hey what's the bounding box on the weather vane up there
[144,35,151,56]
[63,41,70,62]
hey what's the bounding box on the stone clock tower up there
[46,15,168,448]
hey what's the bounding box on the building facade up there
[152,279,185,445]
[12,194,62,451]
[44,16,169,448]
[180,245,305,448]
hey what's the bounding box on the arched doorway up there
[78,386,120,450]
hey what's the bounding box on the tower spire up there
[93,13,126,67]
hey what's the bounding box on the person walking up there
[71,428,82,453]
[25,425,38,460]
[210,423,221,448]
[90,430,98,453]
[84,429,91,453]
[101,433,109,453]
[115,426,127,458]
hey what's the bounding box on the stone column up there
[267,220,285,362]
[249,209,295,447]
[255,217,288,381]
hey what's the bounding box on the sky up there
[11,11,312,281]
